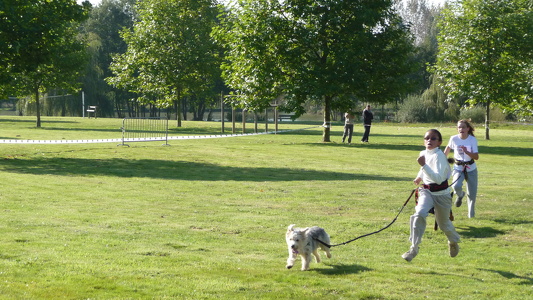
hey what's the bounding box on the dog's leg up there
[301,253,311,271]
[325,248,332,259]
[321,245,332,259]
[319,240,332,259]
[313,249,321,263]
[286,251,296,269]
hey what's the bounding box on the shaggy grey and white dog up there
[285,224,332,271]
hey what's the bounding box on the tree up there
[107,0,222,126]
[434,0,533,139]
[396,0,441,93]
[396,0,437,46]
[81,0,137,118]
[0,0,90,127]
[215,0,415,142]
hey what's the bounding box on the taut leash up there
[315,188,417,248]
[317,161,468,249]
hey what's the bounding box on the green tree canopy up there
[215,0,416,142]
[0,0,90,127]
[107,0,222,126]
[434,0,533,139]
[81,0,137,118]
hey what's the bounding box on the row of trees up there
[1,0,532,140]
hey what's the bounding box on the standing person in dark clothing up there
[361,105,373,142]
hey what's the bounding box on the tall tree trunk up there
[322,95,332,142]
[126,99,132,117]
[34,85,41,128]
[181,96,187,121]
[115,98,122,119]
[176,89,182,127]
[485,100,490,140]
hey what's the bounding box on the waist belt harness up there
[455,159,475,166]
[423,181,449,192]
[455,159,474,180]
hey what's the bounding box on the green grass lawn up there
[0,116,532,299]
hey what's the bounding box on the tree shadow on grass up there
[493,218,533,225]
[301,142,424,152]
[300,141,533,157]
[0,118,78,124]
[312,263,372,275]
[455,226,506,238]
[1,157,412,182]
[38,127,122,134]
[478,146,533,157]
[478,269,533,286]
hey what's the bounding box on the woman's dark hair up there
[427,129,443,141]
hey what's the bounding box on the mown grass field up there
[0,116,532,299]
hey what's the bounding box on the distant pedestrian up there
[402,129,460,262]
[361,105,373,142]
[342,112,355,144]
[444,119,479,218]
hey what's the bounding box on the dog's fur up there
[285,224,332,271]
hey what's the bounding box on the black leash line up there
[315,188,417,248]
[316,162,469,249]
